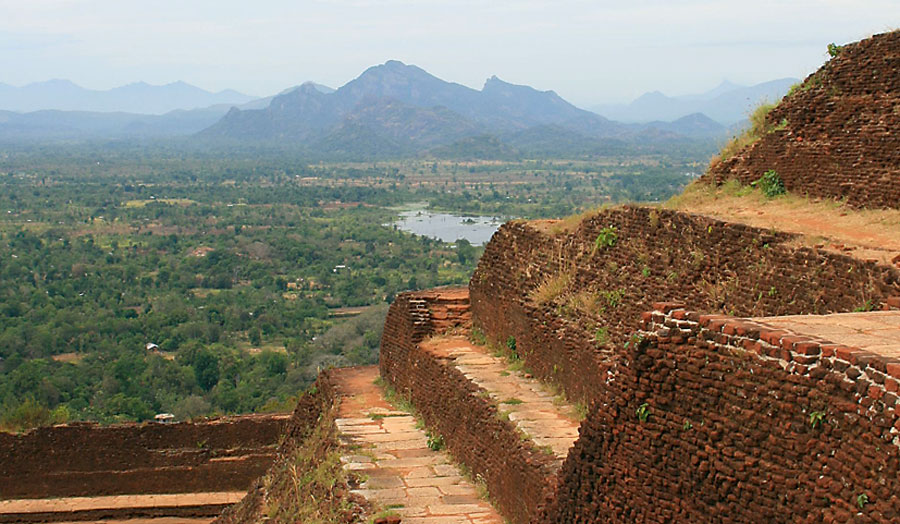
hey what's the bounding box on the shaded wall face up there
[214,373,339,524]
[0,415,285,499]
[705,31,900,209]
[470,206,900,405]
[544,309,900,523]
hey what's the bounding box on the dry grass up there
[543,204,615,235]
[665,181,900,266]
[708,102,783,168]
[530,270,574,305]
[568,291,602,316]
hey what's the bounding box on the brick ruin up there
[704,30,900,208]
[370,204,900,522]
[471,207,900,406]
[0,414,285,522]
[544,305,900,522]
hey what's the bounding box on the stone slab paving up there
[332,366,503,524]
[0,493,244,515]
[755,311,900,358]
[420,335,580,464]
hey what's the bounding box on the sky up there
[0,0,897,106]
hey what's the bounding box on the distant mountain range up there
[0,65,798,158]
[0,82,338,140]
[0,80,257,114]
[591,78,798,125]
[197,61,730,158]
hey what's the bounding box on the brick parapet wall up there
[0,414,285,499]
[214,371,340,524]
[643,303,900,438]
[704,31,900,208]
[380,290,557,524]
[543,304,900,522]
[471,206,900,406]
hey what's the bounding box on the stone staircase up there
[332,366,503,524]
[379,288,581,523]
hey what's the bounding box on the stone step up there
[331,366,504,524]
[0,493,243,523]
[421,335,580,466]
[381,289,584,523]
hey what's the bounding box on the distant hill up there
[199,60,716,158]
[592,78,799,125]
[237,82,334,111]
[0,65,734,157]
[0,105,242,140]
[643,113,727,138]
[0,79,258,114]
[200,60,625,143]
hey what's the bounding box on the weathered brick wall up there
[0,414,284,498]
[470,206,900,406]
[214,371,340,524]
[543,305,900,522]
[379,289,557,524]
[705,30,900,208]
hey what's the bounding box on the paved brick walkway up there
[333,366,503,524]
[755,311,900,358]
[420,335,580,464]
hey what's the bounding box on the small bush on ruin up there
[594,227,618,251]
[530,270,573,305]
[752,169,786,198]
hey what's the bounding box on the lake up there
[388,207,506,246]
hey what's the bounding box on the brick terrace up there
[754,311,900,359]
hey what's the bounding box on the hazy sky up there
[0,0,896,106]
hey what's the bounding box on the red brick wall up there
[214,372,340,524]
[470,206,900,406]
[705,31,900,208]
[379,290,558,524]
[0,415,284,498]
[543,305,900,522]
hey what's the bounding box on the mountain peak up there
[483,75,513,90]
[353,61,432,85]
[27,79,80,89]
[705,80,744,98]
[636,90,669,101]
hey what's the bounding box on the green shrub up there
[594,227,618,251]
[752,169,786,198]
[1,398,69,433]
[827,42,843,58]
[808,411,826,429]
[635,403,650,422]
[426,432,445,451]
